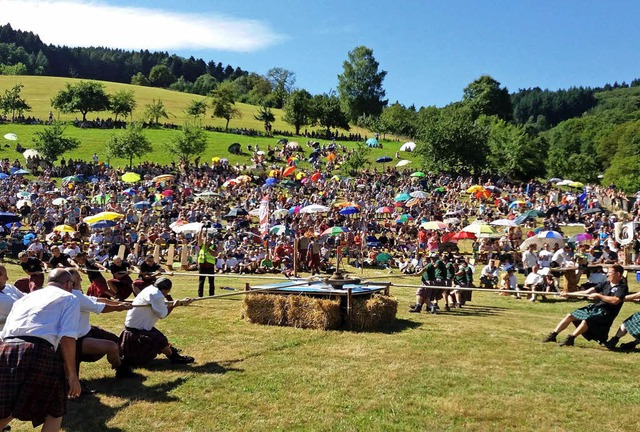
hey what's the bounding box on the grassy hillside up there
[0,76,410,169]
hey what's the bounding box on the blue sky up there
[2,0,640,108]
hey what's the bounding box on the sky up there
[2,0,640,108]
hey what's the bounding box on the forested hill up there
[0,24,247,88]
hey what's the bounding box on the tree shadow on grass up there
[350,318,423,334]
[443,304,509,317]
[64,375,187,432]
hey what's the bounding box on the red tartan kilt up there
[108,275,134,300]
[119,327,169,366]
[78,326,120,363]
[87,277,110,298]
[14,273,45,294]
[0,339,67,427]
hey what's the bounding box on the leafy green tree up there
[283,89,313,135]
[210,81,241,130]
[131,72,150,86]
[601,120,640,192]
[340,142,371,176]
[0,83,31,121]
[254,105,275,134]
[50,80,110,122]
[31,122,80,163]
[185,99,207,119]
[166,121,208,165]
[148,64,176,88]
[415,104,488,174]
[463,75,512,121]
[313,92,350,135]
[479,116,546,180]
[169,76,193,93]
[337,46,388,122]
[105,122,153,168]
[144,99,170,125]
[379,102,418,138]
[192,74,217,95]
[110,89,136,121]
[266,67,296,108]
[0,62,28,75]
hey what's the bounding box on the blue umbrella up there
[133,201,151,209]
[339,206,360,216]
[11,168,30,175]
[376,156,392,163]
[90,220,118,229]
[23,232,35,245]
[0,212,21,224]
[123,188,137,195]
[394,193,412,202]
[0,173,8,179]
[366,138,379,147]
[265,177,278,186]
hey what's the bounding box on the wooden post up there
[117,244,126,260]
[153,244,160,263]
[134,243,140,258]
[245,282,250,292]
[293,236,298,278]
[166,244,175,270]
[180,243,189,270]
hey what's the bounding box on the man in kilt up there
[106,255,136,300]
[66,268,137,383]
[605,289,640,351]
[409,254,436,313]
[14,251,45,293]
[542,264,627,346]
[119,278,195,368]
[132,254,169,294]
[0,269,81,431]
[73,253,116,299]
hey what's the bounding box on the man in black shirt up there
[48,245,74,269]
[132,254,169,293]
[542,264,628,346]
[73,253,115,298]
[14,251,45,293]
[106,256,136,300]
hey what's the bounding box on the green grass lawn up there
[5,262,640,432]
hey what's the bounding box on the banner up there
[259,194,269,236]
[617,222,635,246]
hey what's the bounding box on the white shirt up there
[1,285,80,349]
[124,286,168,331]
[72,289,105,337]
[552,249,570,266]
[481,265,498,278]
[538,250,552,267]
[524,272,544,287]
[0,284,25,331]
[522,250,538,268]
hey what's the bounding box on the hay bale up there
[242,294,287,326]
[287,295,341,330]
[351,294,398,331]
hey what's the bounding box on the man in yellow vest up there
[197,228,217,297]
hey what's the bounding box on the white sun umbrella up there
[556,179,573,186]
[399,142,416,152]
[490,219,519,227]
[23,149,41,159]
[396,160,411,167]
[52,197,68,206]
[520,235,565,251]
[3,133,17,141]
[462,222,498,236]
[410,190,428,199]
[272,208,289,218]
[16,199,31,209]
[171,222,213,234]
[443,217,460,225]
[256,150,266,156]
[248,208,261,217]
[300,204,330,214]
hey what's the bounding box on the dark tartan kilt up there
[0,339,67,427]
[108,275,134,301]
[119,327,169,366]
[462,283,473,302]
[571,304,615,343]
[86,276,110,298]
[77,326,120,363]
[623,312,640,339]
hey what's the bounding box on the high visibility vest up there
[198,246,216,264]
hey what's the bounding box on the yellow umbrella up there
[466,185,485,194]
[295,172,306,180]
[84,212,124,224]
[53,224,75,233]
[152,174,175,183]
[269,169,279,177]
[121,172,140,183]
[211,157,221,163]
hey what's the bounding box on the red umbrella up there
[161,190,174,197]
[311,172,322,182]
[283,166,296,177]
[393,201,404,207]
[451,231,477,241]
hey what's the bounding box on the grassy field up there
[4,260,640,432]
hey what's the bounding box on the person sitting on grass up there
[542,265,627,347]
[479,261,499,289]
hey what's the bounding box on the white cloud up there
[0,0,284,52]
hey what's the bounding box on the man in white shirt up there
[522,244,538,275]
[551,245,572,268]
[66,269,135,382]
[0,269,81,431]
[0,266,24,332]
[480,261,499,288]
[524,265,545,302]
[119,278,194,368]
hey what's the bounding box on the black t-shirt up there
[21,257,43,273]
[594,281,628,317]
[108,261,131,279]
[84,258,105,282]
[139,261,161,280]
[49,253,72,269]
